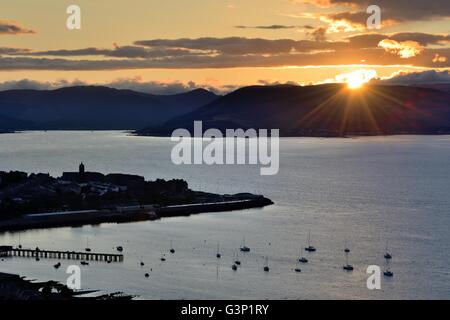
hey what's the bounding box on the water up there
[0,131,449,299]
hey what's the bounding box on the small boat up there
[35,257,40,262]
[116,246,124,252]
[344,240,350,253]
[304,230,316,252]
[160,254,166,262]
[216,243,221,259]
[343,265,354,271]
[140,262,145,266]
[234,251,241,266]
[343,251,353,271]
[85,237,91,252]
[54,262,61,269]
[263,256,270,272]
[231,264,238,271]
[170,240,175,254]
[240,237,250,252]
[384,242,392,260]
[81,261,89,266]
[145,273,150,278]
[294,268,302,273]
[298,248,308,263]
[384,269,394,277]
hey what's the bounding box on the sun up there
[346,75,365,89]
[335,69,378,90]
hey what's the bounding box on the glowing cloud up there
[378,39,424,58]
[433,54,447,63]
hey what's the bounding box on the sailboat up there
[234,251,241,266]
[216,243,221,259]
[240,237,250,252]
[343,251,354,271]
[304,230,316,252]
[263,256,270,272]
[298,247,308,263]
[384,241,392,260]
[170,240,175,254]
[18,232,22,249]
[85,237,91,252]
[384,268,394,277]
[344,240,350,253]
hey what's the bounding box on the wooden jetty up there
[0,246,123,262]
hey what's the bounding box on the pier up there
[0,246,123,262]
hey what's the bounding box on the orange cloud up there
[433,54,447,63]
[378,39,424,58]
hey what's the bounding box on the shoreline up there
[0,197,273,233]
[0,272,133,300]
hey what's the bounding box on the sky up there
[1,0,450,93]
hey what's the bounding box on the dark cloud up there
[0,47,31,54]
[234,25,314,30]
[134,37,348,55]
[304,0,450,22]
[0,20,35,35]
[0,35,449,70]
[373,70,450,85]
[17,46,196,59]
[309,27,327,41]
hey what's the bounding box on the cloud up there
[301,0,450,22]
[0,36,449,70]
[235,24,314,30]
[378,39,424,58]
[0,20,35,35]
[0,47,31,54]
[433,54,447,63]
[373,70,450,85]
[347,33,450,48]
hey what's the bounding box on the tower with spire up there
[79,162,85,174]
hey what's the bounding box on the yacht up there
[342,252,354,271]
[384,269,394,277]
[240,237,250,252]
[234,251,241,266]
[344,240,350,253]
[304,230,316,252]
[384,242,392,260]
[298,248,309,263]
[216,243,221,259]
[263,256,270,272]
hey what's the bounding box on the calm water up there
[0,131,449,300]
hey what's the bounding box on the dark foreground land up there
[0,170,273,231]
[0,272,133,300]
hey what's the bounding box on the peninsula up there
[0,164,273,231]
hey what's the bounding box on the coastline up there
[0,196,273,232]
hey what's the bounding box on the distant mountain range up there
[137,84,450,137]
[2,84,450,136]
[0,86,218,130]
